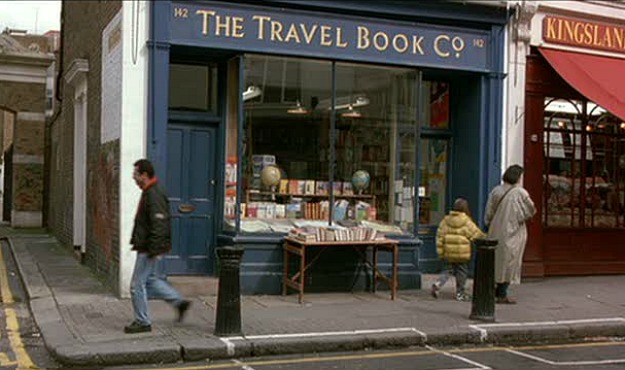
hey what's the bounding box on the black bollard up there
[469,238,498,322]
[214,246,245,337]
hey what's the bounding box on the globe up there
[351,170,370,193]
[261,165,281,188]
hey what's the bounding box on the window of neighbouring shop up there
[543,97,625,228]
[223,54,421,235]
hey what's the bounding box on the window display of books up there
[246,178,376,222]
[243,198,376,221]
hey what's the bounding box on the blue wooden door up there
[166,123,217,274]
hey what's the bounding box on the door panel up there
[166,123,216,274]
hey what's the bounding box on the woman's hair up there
[453,197,471,217]
[502,164,524,185]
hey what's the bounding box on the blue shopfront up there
[147,1,509,293]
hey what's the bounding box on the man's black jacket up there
[130,180,172,256]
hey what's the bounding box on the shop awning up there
[539,47,625,122]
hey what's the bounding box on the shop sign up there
[170,1,492,71]
[543,15,625,55]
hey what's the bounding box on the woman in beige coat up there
[485,165,536,304]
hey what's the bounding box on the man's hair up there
[502,164,524,185]
[134,159,155,178]
[453,197,471,216]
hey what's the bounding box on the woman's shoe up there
[496,297,517,304]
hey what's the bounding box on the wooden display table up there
[282,237,399,304]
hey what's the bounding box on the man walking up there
[125,159,191,334]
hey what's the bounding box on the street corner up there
[51,339,181,367]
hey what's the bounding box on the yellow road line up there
[6,308,36,369]
[0,243,37,369]
[0,244,14,304]
[139,340,625,370]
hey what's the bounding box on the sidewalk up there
[4,229,625,367]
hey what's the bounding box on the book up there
[286,203,301,219]
[279,179,289,194]
[265,203,276,219]
[289,180,300,195]
[315,181,329,195]
[247,203,258,218]
[333,199,349,221]
[275,204,286,218]
[297,181,306,195]
[342,182,354,195]
[304,180,316,195]
[332,182,342,196]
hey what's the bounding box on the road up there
[108,339,625,370]
[0,240,59,369]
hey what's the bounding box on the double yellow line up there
[0,241,37,369]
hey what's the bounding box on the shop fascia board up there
[537,1,625,21]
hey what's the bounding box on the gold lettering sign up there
[543,15,625,55]
[172,6,488,63]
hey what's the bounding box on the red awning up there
[539,47,625,122]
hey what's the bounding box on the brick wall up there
[48,0,122,292]
[0,73,48,226]
[0,82,46,113]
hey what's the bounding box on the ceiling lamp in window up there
[287,100,309,115]
[243,85,262,101]
[341,105,362,118]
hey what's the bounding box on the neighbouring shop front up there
[523,10,625,276]
[148,1,509,293]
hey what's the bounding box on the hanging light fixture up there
[287,100,309,115]
[341,105,362,118]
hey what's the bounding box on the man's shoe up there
[431,284,440,299]
[124,321,151,334]
[496,297,517,305]
[177,300,191,322]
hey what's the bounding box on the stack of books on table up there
[288,226,385,242]
[288,227,317,242]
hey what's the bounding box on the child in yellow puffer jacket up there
[431,197,485,301]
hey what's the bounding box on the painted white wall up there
[504,1,534,171]
[102,11,123,144]
[119,0,150,298]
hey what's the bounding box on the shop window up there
[168,64,218,112]
[422,81,449,129]
[419,138,448,226]
[224,54,418,235]
[543,97,625,228]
